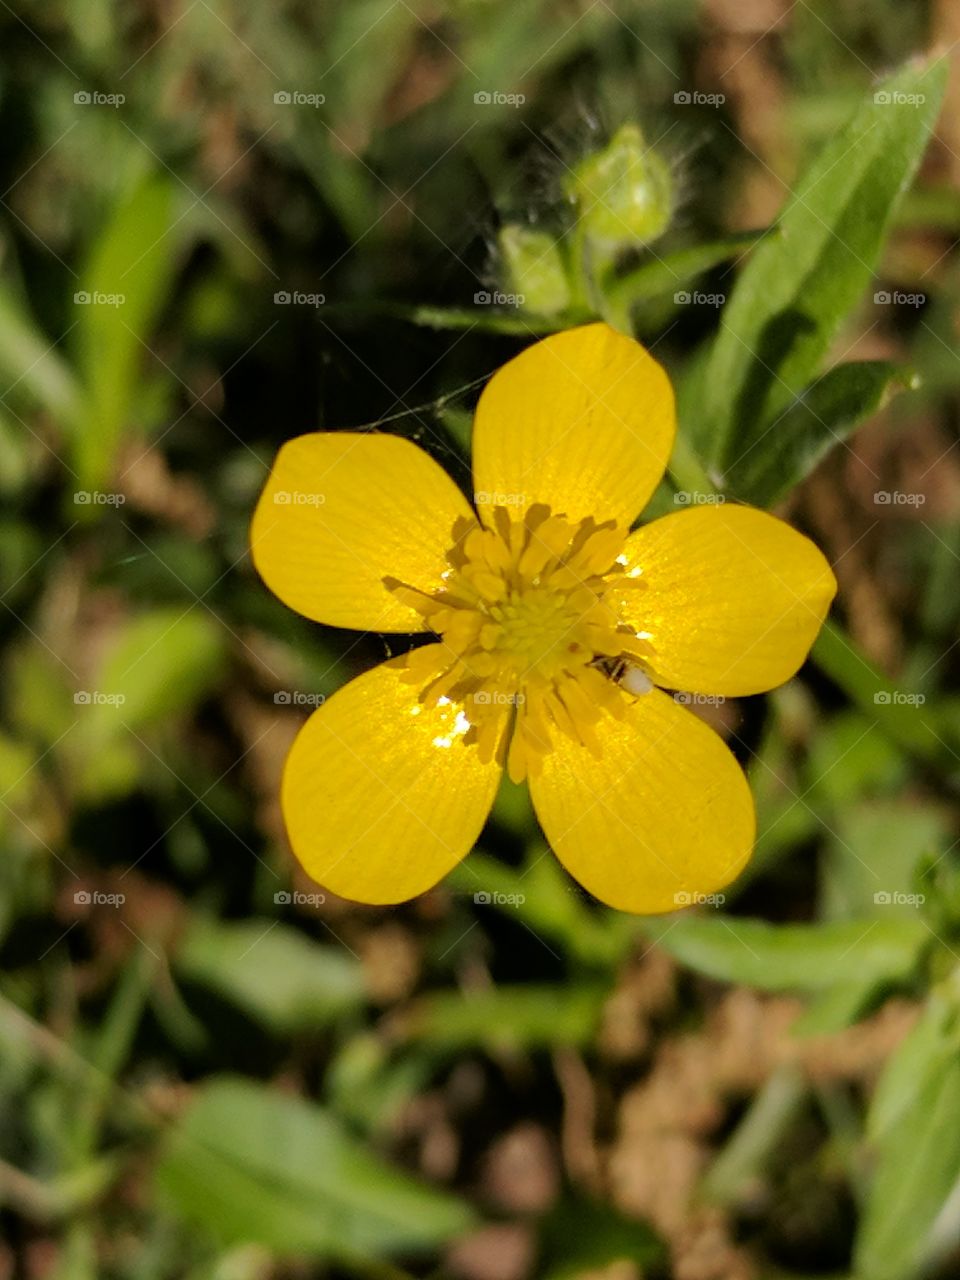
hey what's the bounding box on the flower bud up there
[497,223,572,316]
[564,123,673,250]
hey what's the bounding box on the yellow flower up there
[251,323,836,914]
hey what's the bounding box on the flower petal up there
[281,648,504,904]
[251,433,477,632]
[618,504,837,696]
[529,688,754,914]
[471,323,675,529]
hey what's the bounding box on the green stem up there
[568,221,600,316]
[811,620,942,763]
[703,1064,807,1205]
[667,430,717,497]
[68,944,160,1161]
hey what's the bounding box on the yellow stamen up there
[389,505,655,779]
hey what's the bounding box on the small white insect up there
[590,656,654,696]
[620,663,654,696]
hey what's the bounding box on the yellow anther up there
[389,505,657,774]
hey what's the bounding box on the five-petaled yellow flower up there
[251,324,836,914]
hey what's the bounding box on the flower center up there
[492,586,583,678]
[389,504,652,782]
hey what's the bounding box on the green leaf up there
[867,984,960,1143]
[349,302,574,335]
[811,621,942,763]
[402,984,606,1051]
[447,845,635,967]
[610,227,773,309]
[738,696,818,885]
[93,609,225,731]
[156,1077,475,1260]
[364,232,773,337]
[537,1196,663,1279]
[0,520,42,600]
[0,280,84,426]
[855,1041,960,1279]
[726,361,915,507]
[7,642,75,746]
[803,709,905,815]
[320,0,422,148]
[698,57,947,474]
[821,800,951,923]
[703,1065,808,1203]
[174,918,365,1035]
[71,174,177,489]
[790,979,880,1037]
[326,1033,433,1135]
[68,610,225,798]
[650,915,928,993]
